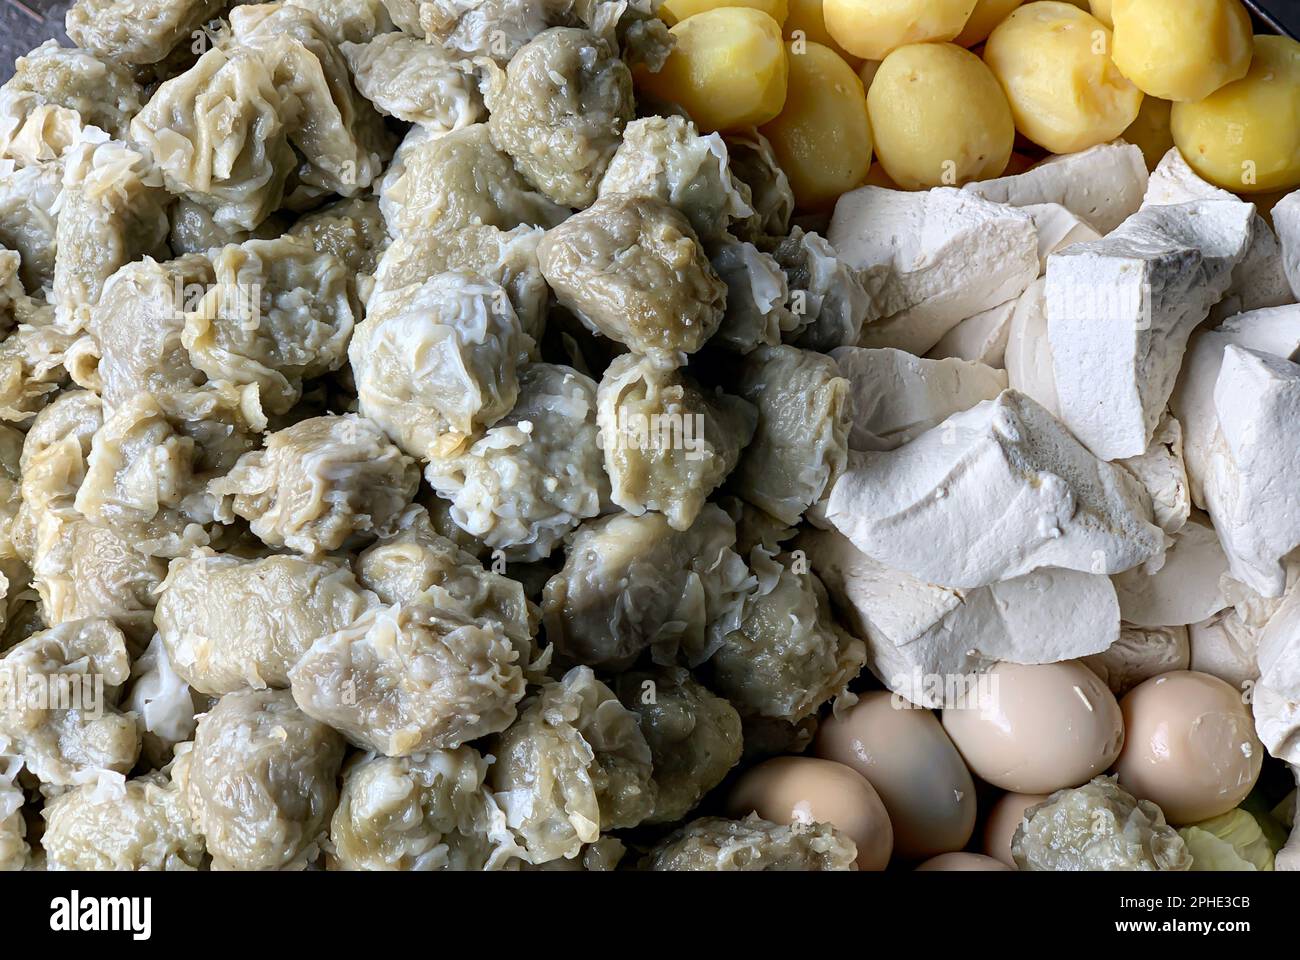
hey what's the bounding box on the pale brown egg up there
[814,691,976,860]
[1114,670,1263,825]
[726,756,894,869]
[941,661,1125,793]
[982,791,1049,866]
[915,852,1014,871]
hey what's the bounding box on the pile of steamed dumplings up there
[0,0,874,872]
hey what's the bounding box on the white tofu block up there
[1276,772,1300,871]
[1023,202,1102,272]
[1214,222,1294,322]
[826,389,1164,589]
[1188,610,1261,692]
[1275,189,1300,301]
[961,141,1148,235]
[1116,412,1190,534]
[800,526,1119,708]
[1046,199,1253,461]
[1142,148,1220,207]
[1083,624,1189,696]
[1222,571,1296,626]
[799,526,962,656]
[1111,516,1228,626]
[1254,684,1300,764]
[1143,148,1292,319]
[924,299,1016,367]
[828,186,1038,356]
[1170,304,1300,506]
[1202,346,1300,598]
[1003,277,1060,417]
[1253,581,1300,763]
[830,346,1006,452]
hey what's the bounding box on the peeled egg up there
[982,791,1049,865]
[1114,670,1262,825]
[915,851,1014,871]
[942,661,1125,793]
[726,756,894,869]
[814,691,976,860]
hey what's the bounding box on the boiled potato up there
[1111,0,1252,102]
[984,1,1144,154]
[1172,35,1300,193]
[868,42,1014,189]
[823,0,977,61]
[761,41,872,209]
[661,0,789,27]
[786,0,862,66]
[636,8,789,132]
[955,0,1024,47]
[1088,0,1112,24]
[1123,95,1173,169]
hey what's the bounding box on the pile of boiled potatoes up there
[636,0,1300,210]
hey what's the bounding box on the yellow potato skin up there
[761,42,873,209]
[823,0,977,61]
[955,0,1024,47]
[1088,0,1112,25]
[1111,0,1252,102]
[984,1,1144,154]
[785,0,863,66]
[867,42,1014,189]
[636,8,789,132]
[1122,95,1173,169]
[1172,35,1300,194]
[660,0,789,27]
